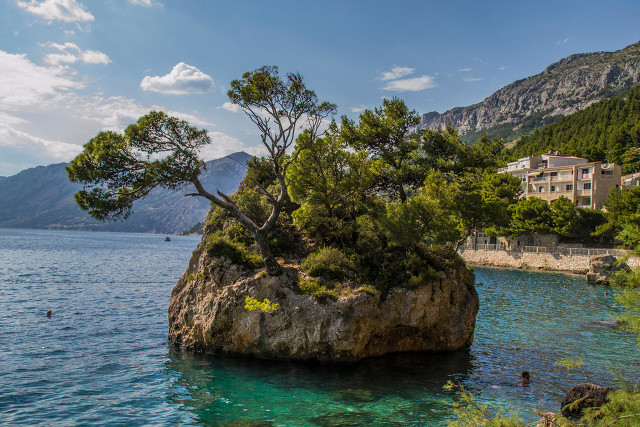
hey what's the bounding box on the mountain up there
[506,85,640,169]
[419,41,640,143]
[0,152,252,233]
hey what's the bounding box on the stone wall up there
[459,248,639,274]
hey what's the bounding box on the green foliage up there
[550,196,580,237]
[205,232,263,271]
[301,247,355,281]
[67,111,209,221]
[340,98,424,202]
[555,358,584,371]
[596,187,640,246]
[244,296,279,312]
[443,381,523,427]
[187,273,195,281]
[579,389,640,426]
[480,172,523,237]
[507,197,554,237]
[506,85,640,167]
[288,132,376,246]
[297,277,339,302]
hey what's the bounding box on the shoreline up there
[459,248,639,276]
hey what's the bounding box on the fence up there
[462,244,628,257]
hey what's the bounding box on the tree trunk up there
[255,229,283,276]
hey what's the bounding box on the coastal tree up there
[67,66,335,276]
[339,98,423,202]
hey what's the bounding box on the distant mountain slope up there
[419,41,640,143]
[0,152,252,233]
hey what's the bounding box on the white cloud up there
[382,75,436,92]
[0,50,82,109]
[379,66,415,81]
[459,67,473,72]
[351,105,367,113]
[557,38,569,45]
[17,0,94,22]
[198,131,249,161]
[129,0,160,6]
[220,102,242,113]
[42,42,110,65]
[463,77,483,82]
[0,121,82,161]
[140,63,214,95]
[499,66,505,71]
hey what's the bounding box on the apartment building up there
[498,151,621,209]
[622,172,640,188]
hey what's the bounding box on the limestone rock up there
[586,254,629,285]
[168,241,479,362]
[419,41,640,142]
[561,383,618,417]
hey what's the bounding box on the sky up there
[1,0,640,177]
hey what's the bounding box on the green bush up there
[302,247,355,281]
[205,231,263,271]
[297,277,339,302]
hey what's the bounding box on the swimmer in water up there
[519,371,530,385]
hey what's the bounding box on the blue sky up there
[1,0,639,176]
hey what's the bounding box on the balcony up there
[550,175,573,182]
[497,167,507,173]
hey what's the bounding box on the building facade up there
[498,151,621,209]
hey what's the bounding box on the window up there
[550,185,556,192]
[566,184,573,191]
[583,183,591,190]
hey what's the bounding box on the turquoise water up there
[0,228,637,425]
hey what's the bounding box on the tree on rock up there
[67,66,335,276]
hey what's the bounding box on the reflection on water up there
[1,229,638,425]
[165,348,475,426]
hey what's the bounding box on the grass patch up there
[297,277,339,303]
[205,231,263,271]
[302,247,355,281]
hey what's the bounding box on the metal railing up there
[561,248,628,257]
[462,244,628,257]
[523,246,548,253]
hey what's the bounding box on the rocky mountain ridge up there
[0,152,252,233]
[420,41,640,142]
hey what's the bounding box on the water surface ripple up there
[0,228,637,425]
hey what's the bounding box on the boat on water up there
[165,236,171,241]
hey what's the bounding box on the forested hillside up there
[506,85,640,173]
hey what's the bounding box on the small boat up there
[165,236,171,242]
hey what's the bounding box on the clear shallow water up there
[0,228,637,425]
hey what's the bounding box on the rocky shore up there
[460,248,635,284]
[168,239,479,362]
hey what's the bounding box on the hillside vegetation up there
[420,41,640,144]
[506,85,640,173]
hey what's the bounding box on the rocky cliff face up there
[420,41,640,141]
[168,237,479,362]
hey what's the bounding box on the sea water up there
[0,228,637,425]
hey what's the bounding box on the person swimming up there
[519,371,531,385]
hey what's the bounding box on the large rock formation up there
[168,239,479,362]
[586,254,630,285]
[419,41,640,142]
